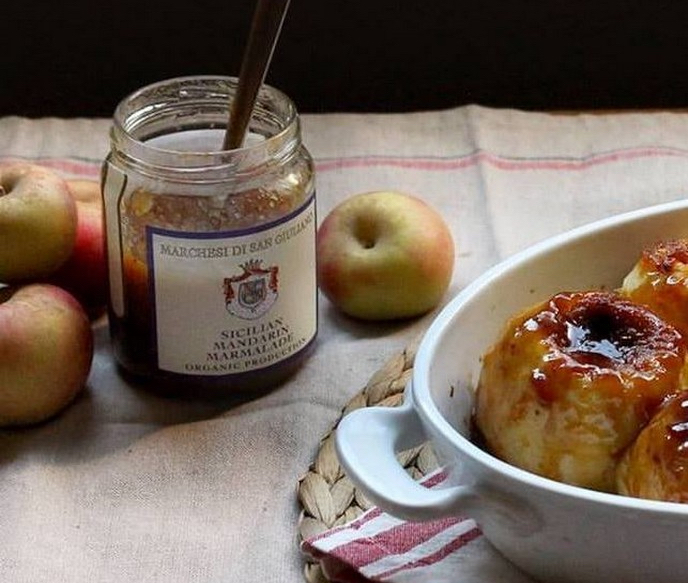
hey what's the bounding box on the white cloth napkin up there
[4,107,688,583]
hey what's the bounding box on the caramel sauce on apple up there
[521,292,684,412]
[473,289,688,495]
[667,399,688,461]
[618,393,688,502]
[645,239,688,274]
[622,239,688,339]
[653,396,688,476]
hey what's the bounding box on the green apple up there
[316,190,455,320]
[0,164,77,282]
[0,283,94,426]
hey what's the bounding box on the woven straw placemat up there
[296,340,440,583]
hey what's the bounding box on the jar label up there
[148,196,317,376]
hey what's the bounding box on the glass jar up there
[102,76,317,399]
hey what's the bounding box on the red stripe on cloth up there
[6,146,679,181]
[372,523,483,580]
[307,507,385,545]
[417,469,447,488]
[307,470,449,548]
[314,146,688,174]
[329,516,464,569]
[315,154,480,173]
[0,156,102,179]
[487,147,688,171]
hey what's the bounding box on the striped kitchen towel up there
[301,472,534,582]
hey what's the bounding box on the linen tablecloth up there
[2,106,688,582]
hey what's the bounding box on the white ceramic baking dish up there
[336,198,688,583]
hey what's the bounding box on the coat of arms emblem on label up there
[223,259,279,320]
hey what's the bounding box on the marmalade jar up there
[102,76,317,399]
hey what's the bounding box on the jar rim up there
[110,75,300,173]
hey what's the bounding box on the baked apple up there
[621,238,688,337]
[475,290,686,492]
[617,392,688,502]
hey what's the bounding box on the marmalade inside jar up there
[105,145,315,398]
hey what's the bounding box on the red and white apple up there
[0,164,77,282]
[316,190,455,320]
[48,179,107,317]
[0,283,94,426]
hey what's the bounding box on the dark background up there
[5,1,688,117]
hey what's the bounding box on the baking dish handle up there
[335,389,478,522]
